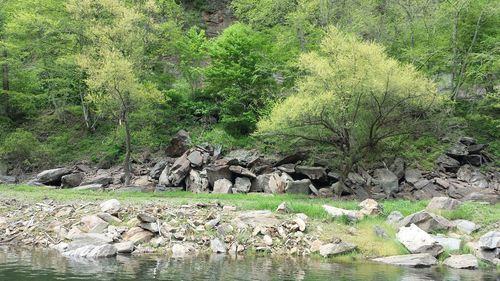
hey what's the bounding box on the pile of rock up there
[19,132,499,202]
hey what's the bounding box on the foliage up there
[0,129,41,168]
[258,27,446,188]
[205,23,277,136]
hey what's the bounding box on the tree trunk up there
[123,108,132,186]
[2,49,8,92]
[451,9,459,99]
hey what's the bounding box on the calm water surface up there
[0,247,498,281]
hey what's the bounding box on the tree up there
[205,23,277,136]
[70,0,161,185]
[257,28,446,195]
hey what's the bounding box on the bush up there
[0,129,41,168]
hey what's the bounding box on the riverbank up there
[0,185,498,270]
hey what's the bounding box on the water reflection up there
[0,247,498,281]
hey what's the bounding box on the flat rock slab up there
[443,254,478,269]
[319,242,357,257]
[372,253,437,267]
[63,244,117,258]
[427,197,461,210]
[453,219,479,235]
[236,211,279,227]
[479,231,500,250]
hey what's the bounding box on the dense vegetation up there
[0,0,498,175]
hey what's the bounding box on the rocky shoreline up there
[0,194,498,270]
[1,132,498,205]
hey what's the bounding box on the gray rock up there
[446,143,469,158]
[206,165,232,187]
[443,254,478,269]
[295,166,326,180]
[427,197,461,210]
[462,190,499,203]
[185,169,209,193]
[479,231,500,250]
[467,144,486,154]
[319,242,357,257]
[286,179,312,194]
[210,238,226,253]
[81,175,113,186]
[457,165,489,189]
[386,211,404,224]
[97,213,122,224]
[277,164,295,174]
[399,211,453,232]
[432,235,461,251]
[250,174,272,193]
[265,173,287,194]
[114,241,135,253]
[81,215,109,233]
[468,241,500,265]
[187,150,204,167]
[0,175,16,184]
[140,222,159,233]
[36,168,72,185]
[149,160,167,180]
[436,155,461,172]
[165,130,191,157]
[459,137,476,146]
[213,179,233,194]
[452,220,479,235]
[61,173,84,188]
[168,153,191,186]
[405,169,422,184]
[373,168,399,195]
[236,211,279,227]
[172,243,196,258]
[229,165,256,178]
[397,224,444,256]
[137,213,156,223]
[158,165,170,186]
[233,177,251,193]
[390,158,405,180]
[372,253,437,267]
[225,149,260,166]
[63,244,117,258]
[100,199,121,214]
[348,173,365,185]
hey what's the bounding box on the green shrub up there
[0,129,41,168]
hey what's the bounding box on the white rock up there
[479,231,500,250]
[210,238,227,253]
[453,220,479,235]
[443,254,478,269]
[432,235,461,251]
[100,199,121,214]
[319,242,357,257]
[396,224,443,256]
[114,241,135,253]
[372,253,437,267]
[323,205,362,221]
[427,197,461,210]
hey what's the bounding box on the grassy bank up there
[1,184,499,262]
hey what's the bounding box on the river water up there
[0,247,498,281]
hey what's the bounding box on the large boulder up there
[396,224,444,256]
[185,170,209,193]
[81,174,113,186]
[61,173,84,188]
[443,254,478,269]
[36,168,72,185]
[426,197,461,210]
[168,153,191,186]
[250,174,271,193]
[210,238,227,253]
[399,211,453,232]
[205,165,233,187]
[319,242,357,257]
[187,149,204,167]
[404,169,422,184]
[295,166,326,180]
[436,155,461,172]
[149,160,168,180]
[286,179,313,194]
[233,177,251,193]
[63,244,117,258]
[265,173,287,194]
[372,168,399,195]
[158,165,170,186]
[390,158,405,180]
[457,165,489,189]
[479,231,500,250]
[80,215,109,233]
[229,165,256,178]
[213,179,232,194]
[165,130,192,157]
[432,235,461,251]
[372,253,437,267]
